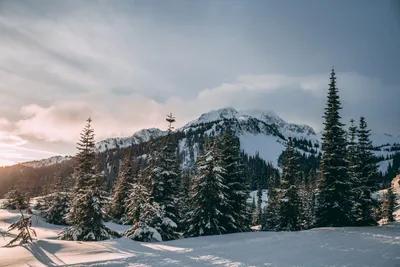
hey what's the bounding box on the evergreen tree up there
[110,149,137,224]
[177,170,192,231]
[125,146,179,242]
[134,114,180,241]
[355,117,379,225]
[347,119,362,222]
[381,185,396,223]
[125,171,147,227]
[60,118,118,241]
[276,139,302,231]
[220,127,250,232]
[315,69,353,227]
[185,137,231,237]
[6,211,36,246]
[263,173,280,231]
[3,188,28,210]
[42,173,70,225]
[124,171,164,242]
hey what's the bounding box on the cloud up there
[0,131,27,147]
[12,71,400,146]
[0,0,399,163]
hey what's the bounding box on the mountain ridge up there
[18,107,400,173]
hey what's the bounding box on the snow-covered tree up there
[347,119,362,222]
[185,137,231,237]
[276,139,302,231]
[177,170,192,231]
[381,185,396,223]
[128,114,181,241]
[125,200,164,242]
[124,114,182,242]
[110,149,138,224]
[124,170,165,242]
[5,211,37,246]
[42,174,70,225]
[59,118,118,241]
[220,127,250,232]
[315,69,353,227]
[354,117,379,225]
[125,174,148,227]
[263,173,280,231]
[3,188,28,210]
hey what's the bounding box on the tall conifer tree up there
[355,117,379,225]
[110,149,137,224]
[276,139,302,231]
[185,137,230,237]
[60,118,118,241]
[315,69,353,227]
[220,127,250,232]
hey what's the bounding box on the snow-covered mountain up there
[97,128,167,152]
[22,155,72,168]
[20,108,400,174]
[178,108,320,169]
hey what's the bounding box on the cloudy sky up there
[0,0,399,165]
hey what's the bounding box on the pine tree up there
[220,127,250,232]
[6,211,37,246]
[276,139,302,231]
[110,149,137,224]
[347,119,362,222]
[60,118,118,241]
[125,171,147,227]
[3,188,28,210]
[42,173,70,225]
[177,170,192,231]
[263,173,280,231]
[125,145,179,242]
[381,185,396,223]
[184,137,231,237]
[124,171,164,242]
[355,117,379,225]
[315,69,353,227]
[135,114,180,241]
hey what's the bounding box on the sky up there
[0,0,399,166]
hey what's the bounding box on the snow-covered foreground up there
[0,209,399,267]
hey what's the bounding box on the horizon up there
[1,0,399,165]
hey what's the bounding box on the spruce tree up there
[134,113,180,241]
[3,188,28,210]
[177,170,192,231]
[110,149,137,224]
[185,137,231,237]
[42,173,70,225]
[355,117,379,225]
[381,185,396,223]
[220,127,250,232]
[315,69,353,227]
[125,136,179,242]
[125,171,147,227]
[125,169,164,242]
[276,139,302,231]
[347,119,362,222]
[263,173,280,231]
[60,118,118,241]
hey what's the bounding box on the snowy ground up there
[0,209,399,267]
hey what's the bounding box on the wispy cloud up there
[0,0,398,164]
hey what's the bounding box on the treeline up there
[1,69,397,244]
